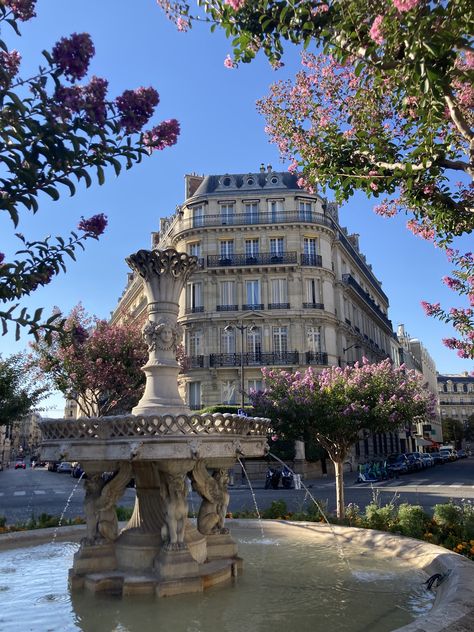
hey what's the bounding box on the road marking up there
[0,492,3,496]
[449,483,463,487]
[13,491,26,496]
[33,490,46,495]
[54,490,66,494]
[428,484,441,487]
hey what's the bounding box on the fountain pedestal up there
[39,248,270,597]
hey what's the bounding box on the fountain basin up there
[0,520,473,632]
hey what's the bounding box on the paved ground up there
[0,457,472,524]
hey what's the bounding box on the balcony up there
[306,351,328,365]
[267,303,290,310]
[187,355,205,368]
[242,303,264,311]
[301,253,322,267]
[207,252,297,268]
[216,304,239,312]
[209,352,299,367]
[342,274,392,330]
[181,210,335,232]
[185,306,204,314]
[303,302,324,310]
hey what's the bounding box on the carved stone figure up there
[83,462,132,545]
[159,472,188,550]
[191,461,230,536]
[143,320,182,353]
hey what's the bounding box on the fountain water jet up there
[39,248,270,597]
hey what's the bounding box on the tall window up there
[187,330,202,356]
[245,280,261,306]
[220,240,234,257]
[271,278,288,304]
[188,382,201,409]
[248,379,263,394]
[273,326,288,355]
[245,202,259,224]
[192,205,204,227]
[188,241,201,257]
[304,237,317,255]
[220,203,234,225]
[305,278,321,304]
[222,380,237,404]
[221,327,236,353]
[307,326,322,352]
[299,200,312,220]
[219,281,235,307]
[245,238,259,257]
[269,237,284,256]
[247,326,262,356]
[268,199,284,221]
[186,281,202,310]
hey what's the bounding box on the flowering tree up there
[29,304,148,418]
[0,352,47,427]
[156,0,473,360]
[0,1,180,340]
[250,358,436,518]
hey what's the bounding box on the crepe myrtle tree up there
[0,0,180,341]
[250,358,437,519]
[29,304,148,418]
[156,0,473,363]
[0,351,47,427]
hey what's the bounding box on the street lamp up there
[224,321,256,410]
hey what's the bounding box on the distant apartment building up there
[111,167,439,462]
[437,373,474,430]
[397,324,443,445]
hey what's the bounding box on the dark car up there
[14,460,26,469]
[71,463,85,479]
[430,451,445,465]
[386,454,409,475]
[47,461,60,472]
[406,452,424,471]
[457,449,467,459]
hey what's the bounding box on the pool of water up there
[0,527,434,632]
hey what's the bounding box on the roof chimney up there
[260,163,265,172]
[267,164,272,172]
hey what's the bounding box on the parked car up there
[14,460,26,469]
[457,449,467,459]
[420,453,434,467]
[57,461,73,474]
[71,463,85,479]
[440,448,457,462]
[386,454,409,475]
[406,452,424,471]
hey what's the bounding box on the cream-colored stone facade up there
[112,169,395,415]
[438,373,474,431]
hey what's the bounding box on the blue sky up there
[1,0,472,415]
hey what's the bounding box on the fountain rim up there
[0,519,472,632]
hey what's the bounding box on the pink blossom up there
[0,50,21,86]
[176,16,189,31]
[0,253,5,265]
[115,87,159,134]
[374,200,398,217]
[52,33,95,82]
[143,119,180,151]
[5,0,36,21]
[369,182,378,191]
[421,301,440,316]
[225,0,246,9]
[296,177,306,188]
[369,15,384,45]
[78,213,108,237]
[224,55,234,69]
[288,159,298,174]
[391,0,420,12]
[311,3,329,15]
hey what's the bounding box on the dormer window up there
[223,177,231,186]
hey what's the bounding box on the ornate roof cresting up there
[126,248,198,283]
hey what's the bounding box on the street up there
[0,458,473,525]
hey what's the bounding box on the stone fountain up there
[39,248,270,597]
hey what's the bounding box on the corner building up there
[113,168,395,412]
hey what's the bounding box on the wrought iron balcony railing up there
[209,351,299,367]
[267,303,290,310]
[300,253,322,267]
[216,304,239,311]
[185,306,204,314]
[302,302,324,310]
[242,303,264,311]
[180,210,335,232]
[207,252,297,268]
[305,351,328,365]
[342,274,392,330]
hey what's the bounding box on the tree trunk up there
[333,459,345,520]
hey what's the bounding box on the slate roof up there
[187,171,303,202]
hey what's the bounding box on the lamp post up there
[342,343,361,354]
[224,321,256,410]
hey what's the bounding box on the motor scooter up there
[265,467,282,489]
[281,466,294,489]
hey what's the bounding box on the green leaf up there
[43,186,60,201]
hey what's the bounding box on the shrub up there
[305,498,329,522]
[433,502,462,532]
[397,504,429,539]
[116,506,133,521]
[261,500,288,519]
[364,502,397,531]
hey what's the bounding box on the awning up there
[415,438,433,446]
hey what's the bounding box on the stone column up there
[126,248,198,415]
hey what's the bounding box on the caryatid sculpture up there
[125,248,198,415]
